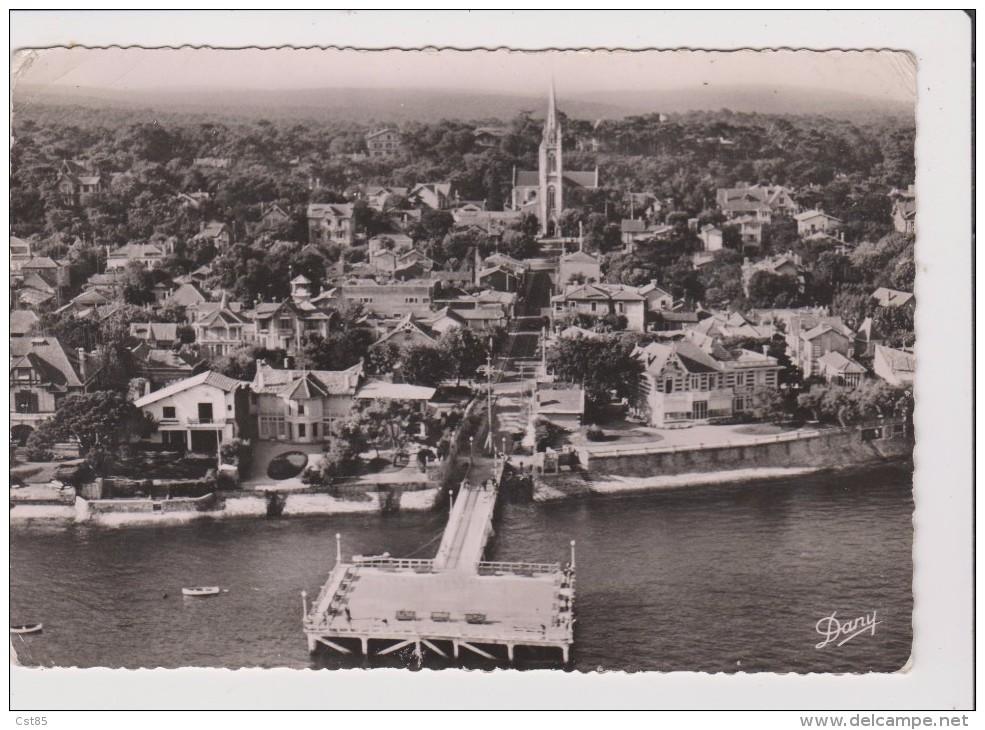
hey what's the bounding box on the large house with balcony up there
[133,370,250,452]
[250,362,363,443]
[191,297,252,357]
[105,240,175,270]
[717,184,799,219]
[307,203,356,246]
[57,160,105,206]
[551,281,673,333]
[247,299,334,352]
[315,278,435,318]
[633,339,781,427]
[9,336,93,445]
[785,314,856,379]
[366,128,401,158]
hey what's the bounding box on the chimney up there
[255,360,265,388]
[77,348,88,380]
[284,355,293,369]
[762,344,769,356]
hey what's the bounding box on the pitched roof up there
[563,171,598,188]
[307,203,355,219]
[513,170,539,187]
[134,346,202,371]
[794,209,842,222]
[168,283,208,307]
[134,370,245,407]
[21,256,59,269]
[9,337,84,388]
[252,362,362,397]
[874,344,915,379]
[11,309,40,336]
[801,321,854,342]
[192,221,228,241]
[560,250,601,264]
[129,323,179,341]
[376,314,440,344]
[871,287,914,308]
[355,381,437,401]
[636,340,723,375]
[817,351,866,374]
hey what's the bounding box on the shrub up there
[585,426,606,442]
[24,429,54,462]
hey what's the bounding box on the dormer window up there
[14,368,32,381]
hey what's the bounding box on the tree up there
[38,391,157,472]
[499,229,539,260]
[399,344,450,387]
[366,340,402,376]
[347,400,424,459]
[438,327,488,386]
[545,335,642,414]
[750,387,790,423]
[746,270,803,308]
[297,326,374,372]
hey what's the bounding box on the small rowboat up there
[10,624,43,635]
[182,587,221,597]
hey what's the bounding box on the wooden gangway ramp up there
[303,476,576,664]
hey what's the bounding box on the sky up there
[13,47,917,104]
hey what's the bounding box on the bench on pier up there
[395,610,417,621]
[465,613,487,625]
[430,611,450,622]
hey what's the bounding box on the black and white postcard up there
[7,10,973,715]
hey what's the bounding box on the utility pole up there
[485,348,494,453]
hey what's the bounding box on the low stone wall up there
[583,425,912,479]
[82,493,218,515]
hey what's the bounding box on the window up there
[15,391,38,413]
[14,368,31,381]
[298,424,306,438]
[162,406,176,420]
[546,186,556,216]
[197,403,214,424]
[663,379,674,394]
[297,404,305,416]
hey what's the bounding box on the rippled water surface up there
[10,464,913,673]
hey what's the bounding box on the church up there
[511,84,599,237]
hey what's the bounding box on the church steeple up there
[538,79,564,236]
[545,77,559,142]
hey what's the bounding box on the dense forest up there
[11,99,914,333]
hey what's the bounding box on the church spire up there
[545,77,558,141]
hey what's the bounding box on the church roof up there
[514,170,539,187]
[563,171,598,188]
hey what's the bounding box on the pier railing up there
[304,615,574,642]
[351,557,436,572]
[477,561,561,576]
[307,563,351,622]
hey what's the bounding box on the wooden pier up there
[302,476,575,664]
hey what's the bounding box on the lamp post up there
[335,533,342,565]
[469,435,474,464]
[486,351,494,455]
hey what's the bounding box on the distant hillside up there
[12,83,912,124]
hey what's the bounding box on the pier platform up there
[303,476,575,663]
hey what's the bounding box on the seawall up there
[582,426,911,479]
